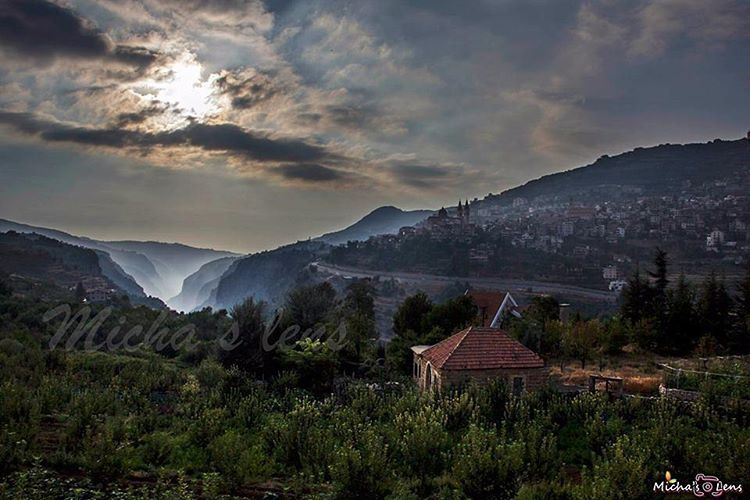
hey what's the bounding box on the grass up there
[549,352,683,395]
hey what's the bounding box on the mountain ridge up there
[487,137,749,204]
[315,206,433,246]
[0,218,237,303]
[0,231,165,308]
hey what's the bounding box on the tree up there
[280,338,339,395]
[425,294,477,338]
[283,282,337,334]
[737,263,750,321]
[649,248,669,332]
[526,295,560,325]
[697,272,732,349]
[732,263,750,353]
[344,280,375,319]
[219,297,270,375]
[0,277,11,298]
[602,317,627,355]
[665,273,696,353]
[389,292,478,375]
[621,268,653,324]
[392,292,433,338]
[389,292,433,375]
[649,248,669,304]
[339,281,378,369]
[561,320,600,369]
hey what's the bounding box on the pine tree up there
[649,248,669,302]
[732,263,750,352]
[219,297,271,375]
[665,273,696,353]
[621,268,653,324]
[738,263,750,320]
[649,248,669,339]
[697,272,732,350]
[0,278,11,298]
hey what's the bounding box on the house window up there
[512,376,525,396]
[426,364,433,390]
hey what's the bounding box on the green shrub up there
[329,427,393,499]
[208,429,273,487]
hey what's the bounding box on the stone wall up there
[439,366,549,392]
[412,353,549,392]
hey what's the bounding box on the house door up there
[512,376,524,396]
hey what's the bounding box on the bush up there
[329,427,393,499]
[208,429,272,487]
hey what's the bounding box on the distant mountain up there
[488,138,750,204]
[0,231,165,308]
[0,218,237,302]
[169,256,238,312]
[100,240,238,300]
[200,206,432,311]
[93,250,147,298]
[316,206,433,246]
[208,241,329,311]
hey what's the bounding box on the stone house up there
[411,326,548,393]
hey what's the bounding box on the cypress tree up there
[732,263,750,352]
[665,273,696,353]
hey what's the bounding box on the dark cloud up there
[215,69,279,109]
[113,104,169,128]
[390,163,453,188]
[295,104,378,130]
[0,111,338,164]
[262,0,298,16]
[325,103,377,129]
[112,45,158,68]
[175,122,333,163]
[0,0,156,68]
[295,112,322,127]
[275,163,347,183]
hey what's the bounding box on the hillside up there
[101,240,238,299]
[0,219,236,302]
[488,138,750,204]
[169,256,238,312]
[0,231,165,308]
[316,206,433,245]
[203,205,432,311]
[209,241,329,311]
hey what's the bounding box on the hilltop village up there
[331,167,750,290]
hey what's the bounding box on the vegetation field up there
[2,247,750,498]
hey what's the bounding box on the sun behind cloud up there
[131,52,222,126]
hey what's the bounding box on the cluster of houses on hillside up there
[70,277,117,303]
[357,170,750,289]
[474,171,750,272]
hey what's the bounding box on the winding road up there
[314,261,618,303]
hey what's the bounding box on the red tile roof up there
[469,290,506,327]
[418,326,544,370]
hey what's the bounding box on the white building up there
[512,197,528,208]
[560,221,575,237]
[602,265,619,280]
[706,229,725,249]
[609,280,627,292]
[85,288,114,303]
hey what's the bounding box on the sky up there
[0,0,748,253]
